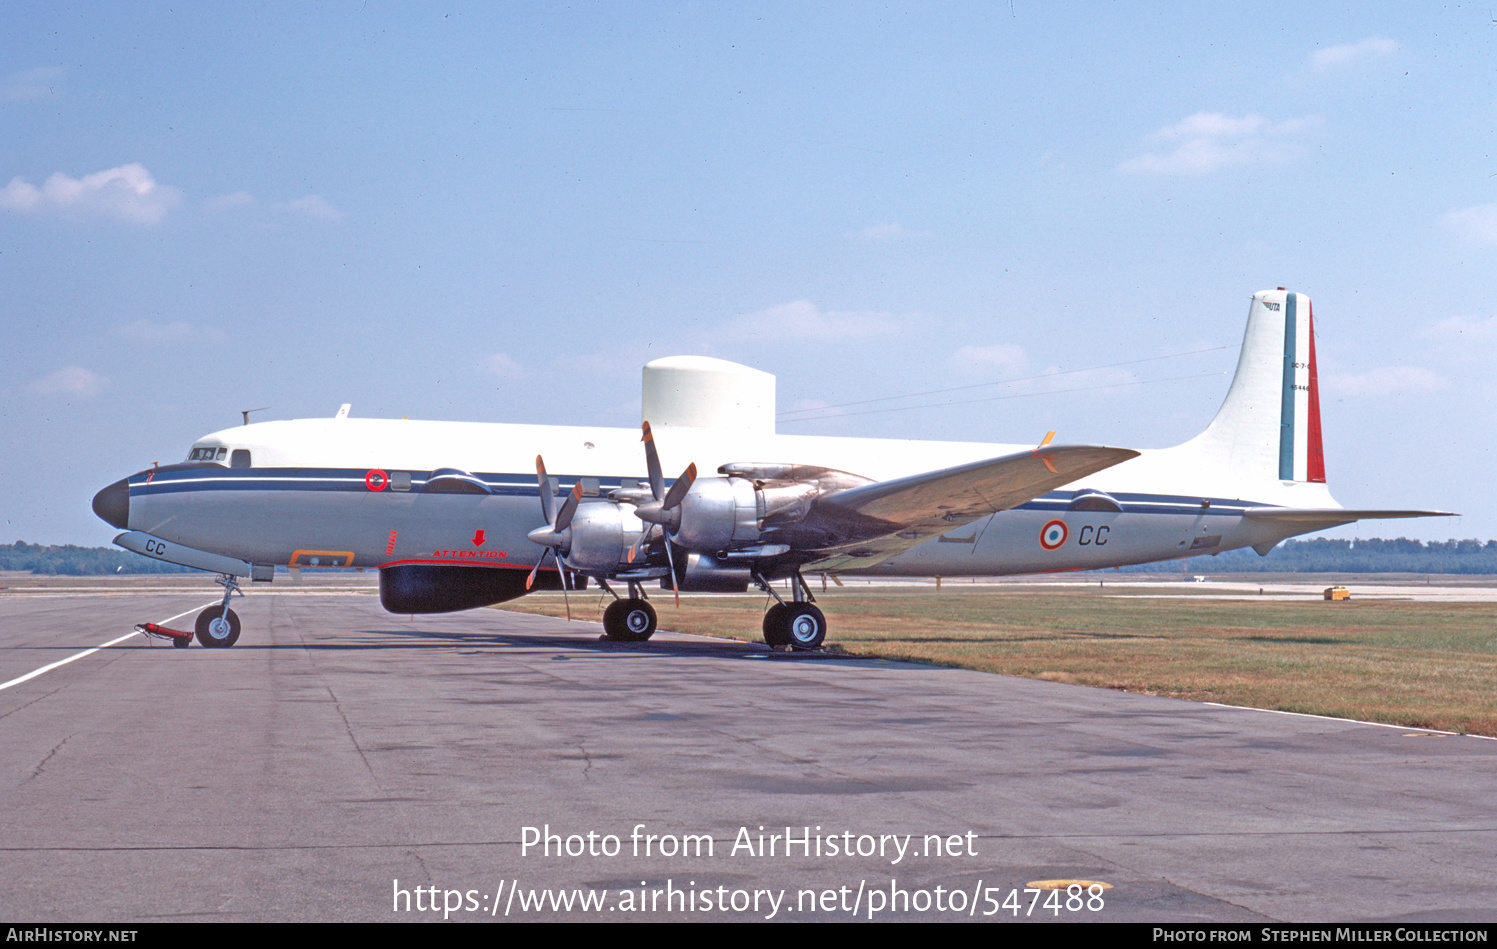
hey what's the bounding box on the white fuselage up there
[119,415,1330,580]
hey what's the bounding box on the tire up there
[195,606,241,648]
[762,603,790,646]
[783,603,826,651]
[603,598,656,642]
[172,635,191,649]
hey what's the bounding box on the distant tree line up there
[1115,537,1497,575]
[0,541,195,575]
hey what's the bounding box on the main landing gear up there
[757,572,826,651]
[599,579,658,642]
[195,573,244,648]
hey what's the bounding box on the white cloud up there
[30,366,106,397]
[739,301,902,339]
[1119,112,1321,176]
[951,343,1027,376]
[484,352,525,379]
[0,163,183,225]
[1325,366,1449,396]
[1441,204,1497,245]
[276,194,342,221]
[1311,37,1399,70]
[847,223,930,242]
[1,66,64,102]
[204,191,254,212]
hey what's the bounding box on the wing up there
[800,444,1139,572]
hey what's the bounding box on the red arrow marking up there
[472,529,485,546]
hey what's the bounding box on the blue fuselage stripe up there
[130,469,1271,518]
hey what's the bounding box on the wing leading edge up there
[801,444,1140,572]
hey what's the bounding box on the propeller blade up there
[525,547,551,591]
[662,462,696,510]
[535,455,556,526]
[664,538,680,608]
[629,523,656,563]
[625,517,661,562]
[642,421,665,502]
[559,563,571,621]
[555,482,582,532]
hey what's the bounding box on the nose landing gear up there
[195,573,244,648]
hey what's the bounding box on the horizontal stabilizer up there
[1242,507,1457,529]
[806,444,1139,571]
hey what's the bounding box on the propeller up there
[526,454,581,618]
[634,421,697,606]
[634,422,696,534]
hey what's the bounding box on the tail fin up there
[1181,289,1325,484]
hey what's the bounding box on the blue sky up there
[3,3,1493,546]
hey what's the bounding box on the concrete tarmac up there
[2,585,1494,923]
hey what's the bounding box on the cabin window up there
[230,449,252,468]
[391,472,412,492]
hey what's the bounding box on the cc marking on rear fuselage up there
[1077,525,1109,546]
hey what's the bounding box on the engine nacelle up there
[564,501,644,574]
[672,477,761,552]
[633,463,874,560]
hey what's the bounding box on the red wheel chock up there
[135,622,193,644]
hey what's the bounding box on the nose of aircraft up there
[92,477,130,529]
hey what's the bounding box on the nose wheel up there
[195,572,245,648]
[195,606,241,648]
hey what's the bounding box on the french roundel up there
[1039,519,1068,550]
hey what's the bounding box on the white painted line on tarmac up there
[1204,702,1497,741]
[0,601,218,693]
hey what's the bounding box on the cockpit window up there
[230,449,251,468]
[188,446,229,462]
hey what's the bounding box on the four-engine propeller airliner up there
[92,289,1450,650]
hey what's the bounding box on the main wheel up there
[603,598,657,642]
[195,606,241,648]
[783,603,826,651]
[762,603,790,646]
